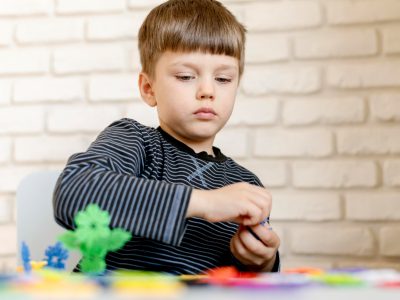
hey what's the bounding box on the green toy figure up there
[59,204,131,274]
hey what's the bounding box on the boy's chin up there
[189,123,221,136]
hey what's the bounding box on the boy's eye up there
[175,75,194,81]
[216,77,232,83]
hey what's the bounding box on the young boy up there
[53,0,280,274]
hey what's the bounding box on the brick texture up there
[0,225,16,255]
[383,160,400,187]
[327,62,400,88]
[239,160,287,188]
[294,29,377,59]
[326,0,400,25]
[272,193,342,221]
[337,128,400,155]
[0,80,12,105]
[291,227,374,256]
[292,161,377,188]
[0,49,49,75]
[53,45,126,74]
[16,19,84,44]
[242,66,321,95]
[1,0,400,271]
[244,1,321,31]
[253,129,333,157]
[47,105,124,133]
[0,22,13,46]
[0,138,12,163]
[89,74,140,101]
[283,97,365,125]
[0,107,45,134]
[0,195,13,223]
[382,26,400,54]
[14,77,84,103]
[56,0,125,14]
[346,193,400,220]
[14,136,92,163]
[228,97,278,126]
[380,227,400,257]
[370,94,400,122]
[0,0,51,16]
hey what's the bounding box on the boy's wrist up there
[186,189,208,219]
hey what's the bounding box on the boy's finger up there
[247,193,271,221]
[249,189,272,218]
[231,235,253,265]
[251,224,280,249]
[238,227,269,257]
[236,231,266,263]
[242,202,263,226]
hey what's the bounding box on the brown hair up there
[138,0,246,79]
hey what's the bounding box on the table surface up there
[1,269,400,300]
[1,286,400,300]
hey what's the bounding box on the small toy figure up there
[59,204,131,274]
[44,242,69,270]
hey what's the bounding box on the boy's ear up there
[138,72,157,107]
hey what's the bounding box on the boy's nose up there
[196,80,215,100]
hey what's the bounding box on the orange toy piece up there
[283,267,325,275]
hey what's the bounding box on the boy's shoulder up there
[103,118,158,138]
[107,117,154,131]
[224,158,264,186]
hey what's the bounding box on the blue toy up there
[44,242,69,270]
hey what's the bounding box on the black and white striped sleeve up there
[52,119,192,246]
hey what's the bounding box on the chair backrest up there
[16,170,80,271]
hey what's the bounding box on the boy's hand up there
[230,224,280,272]
[187,182,272,226]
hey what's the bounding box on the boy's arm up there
[53,119,192,247]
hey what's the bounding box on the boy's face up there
[139,51,240,149]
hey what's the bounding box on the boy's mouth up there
[194,108,217,120]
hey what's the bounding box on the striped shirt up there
[53,118,280,274]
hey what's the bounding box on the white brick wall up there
[337,128,400,155]
[47,105,124,133]
[253,129,333,157]
[0,0,52,16]
[0,107,45,134]
[0,0,399,271]
[292,161,377,188]
[89,74,140,101]
[0,49,49,75]
[380,227,400,257]
[327,62,400,88]
[283,97,365,125]
[0,21,13,46]
[244,1,321,31]
[87,14,146,41]
[326,0,400,25]
[16,19,84,44]
[0,80,12,105]
[14,77,85,103]
[0,138,12,163]
[382,25,400,54]
[294,29,377,59]
[53,45,126,74]
[383,160,400,187]
[272,193,342,221]
[56,0,125,14]
[346,193,400,221]
[291,227,374,256]
[370,94,400,122]
[242,66,321,95]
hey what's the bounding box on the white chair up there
[16,170,80,271]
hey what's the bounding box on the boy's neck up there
[159,125,215,157]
